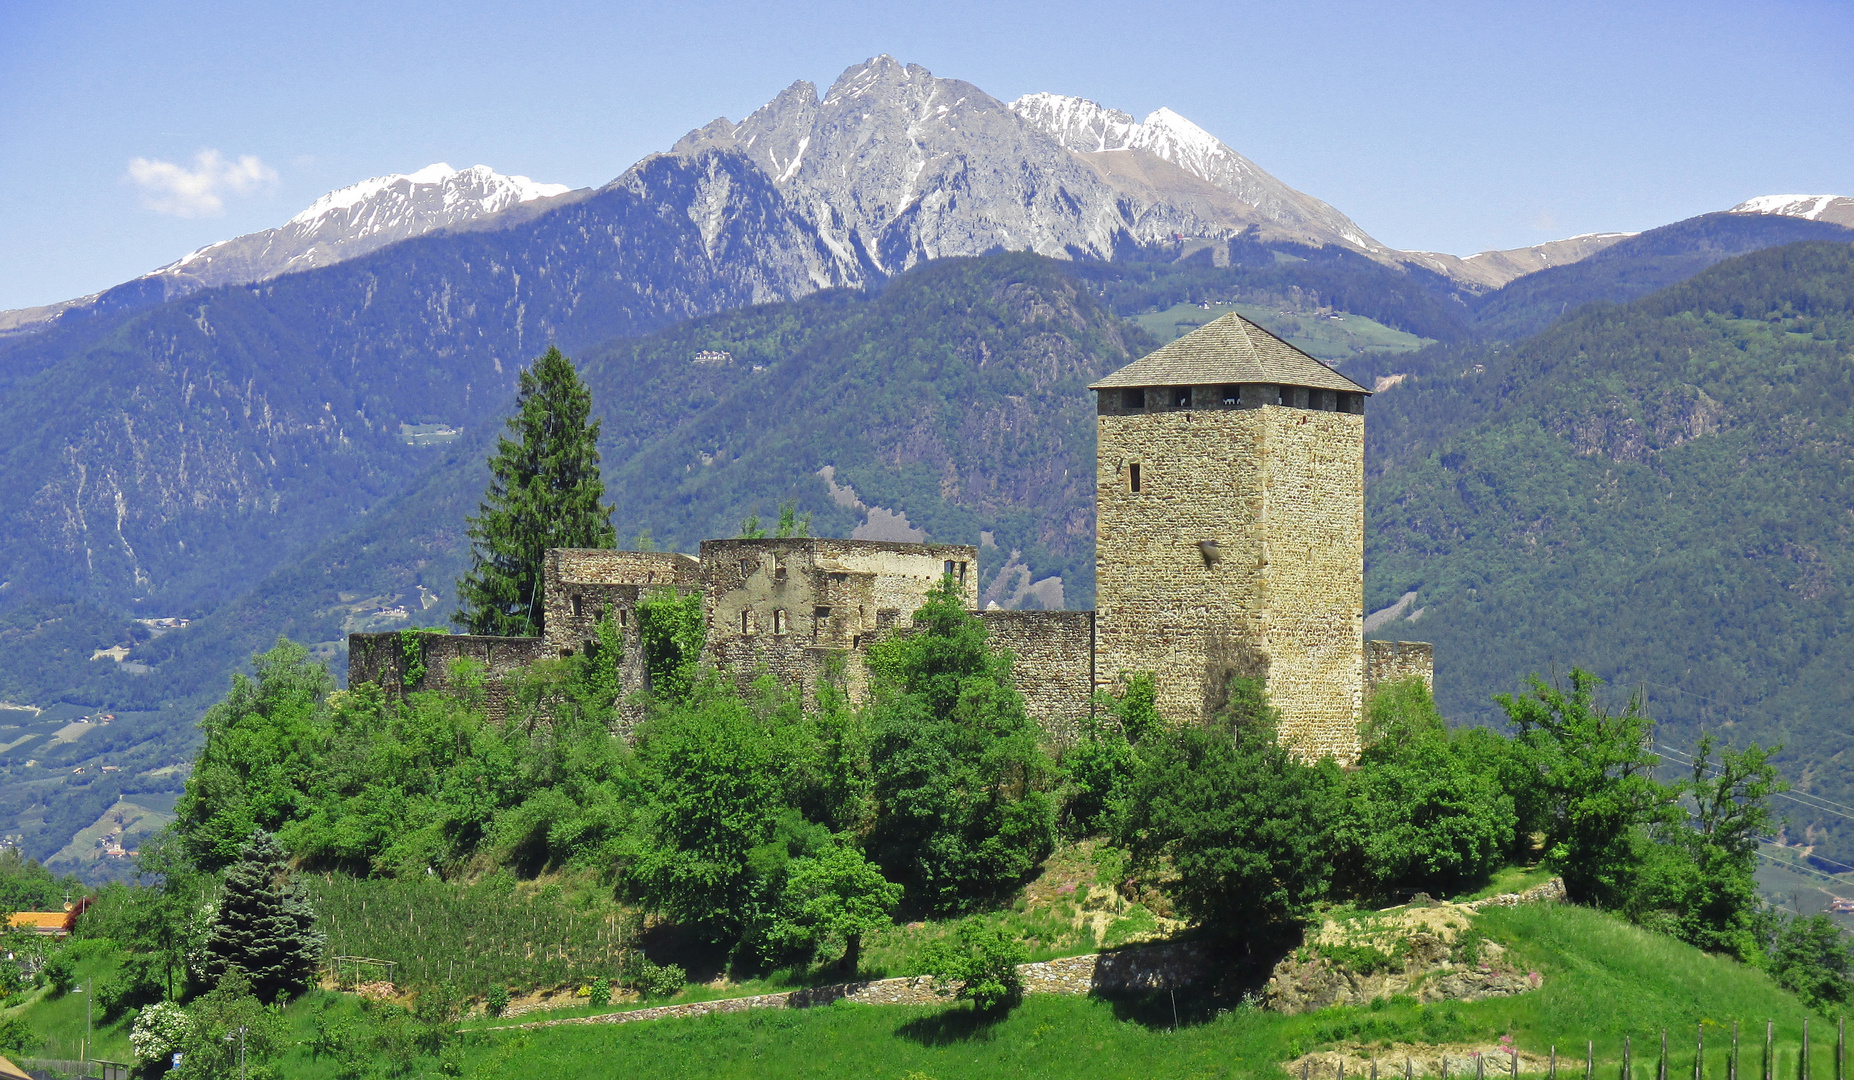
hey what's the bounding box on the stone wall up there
[1094,388,1365,761]
[978,610,1095,741]
[348,632,547,721]
[486,940,1219,1031]
[700,538,979,707]
[1364,640,1434,695]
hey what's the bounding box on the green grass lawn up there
[13,901,1834,1078]
[1134,301,1434,363]
[407,903,1826,1080]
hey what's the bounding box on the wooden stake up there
[1587,1041,1594,1080]
[1732,1022,1739,1080]
[1552,1046,1557,1080]
[1806,1019,1812,1080]
[1700,1023,1706,1080]
[1408,1058,1414,1080]
[1771,1022,1777,1080]
[1664,1029,1670,1080]
[1628,1035,1634,1080]
[1838,1018,1844,1080]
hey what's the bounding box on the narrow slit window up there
[1277,385,1290,406]
[958,561,968,585]
[1173,386,1191,408]
[774,610,788,635]
[944,560,956,578]
[619,608,629,627]
[741,609,752,635]
[1124,387,1145,409]
[1129,462,1142,493]
[571,594,584,617]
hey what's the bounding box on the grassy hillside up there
[13,901,1824,1078]
[1358,240,1854,861]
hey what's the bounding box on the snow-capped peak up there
[1729,194,1851,221]
[154,163,576,287]
[1009,93,1253,189]
[287,163,570,229]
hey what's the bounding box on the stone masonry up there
[348,313,1432,760]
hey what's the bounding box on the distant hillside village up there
[352,314,1431,761]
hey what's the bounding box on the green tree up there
[194,831,324,1003]
[865,579,1055,914]
[1337,678,1516,896]
[926,921,1027,1013]
[455,345,615,637]
[768,842,901,972]
[1499,669,1679,907]
[1116,683,1336,929]
[1770,913,1854,1012]
[631,685,780,941]
[175,640,332,870]
[1629,734,1784,958]
[173,969,287,1080]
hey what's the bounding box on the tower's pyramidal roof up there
[1090,312,1370,394]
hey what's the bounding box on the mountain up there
[1360,240,1854,861]
[1459,212,1854,340]
[1731,193,1854,228]
[0,164,582,335]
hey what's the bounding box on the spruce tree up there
[194,831,324,1003]
[455,346,616,636]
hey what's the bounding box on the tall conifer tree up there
[456,346,615,636]
[194,831,323,1003]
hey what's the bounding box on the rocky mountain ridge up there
[0,164,583,334]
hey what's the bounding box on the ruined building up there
[350,313,1432,761]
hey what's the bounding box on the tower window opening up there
[619,608,629,627]
[774,564,787,582]
[1173,386,1191,408]
[1320,390,1336,411]
[958,561,968,585]
[739,558,753,579]
[773,609,788,635]
[1129,462,1142,493]
[1277,385,1289,406]
[1124,387,1145,409]
[571,594,584,617]
[813,607,832,639]
[741,609,753,635]
[944,559,956,577]
[1221,385,1240,406]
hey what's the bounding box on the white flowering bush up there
[129,1000,192,1063]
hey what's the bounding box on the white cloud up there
[126,150,278,217]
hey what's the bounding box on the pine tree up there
[194,831,324,1004]
[455,346,616,636]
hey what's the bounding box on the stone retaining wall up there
[485,941,1218,1032]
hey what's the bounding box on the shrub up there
[129,1001,193,1066]
[485,985,510,1018]
[865,580,1056,914]
[1116,690,1337,929]
[1770,913,1854,1011]
[42,950,74,996]
[925,921,1027,1013]
[589,976,611,1007]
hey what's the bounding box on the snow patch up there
[1730,194,1847,220]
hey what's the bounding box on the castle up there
[349,313,1433,761]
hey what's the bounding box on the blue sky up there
[2,0,1849,312]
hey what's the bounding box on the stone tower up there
[1090,313,1372,760]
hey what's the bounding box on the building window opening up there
[619,608,629,626]
[571,594,584,617]
[944,560,956,577]
[958,561,968,585]
[813,607,831,639]
[1320,390,1335,411]
[1173,386,1191,408]
[1277,385,1290,406]
[1124,387,1145,409]
[740,558,754,579]
[1129,462,1142,493]
[1221,384,1240,406]
[774,564,787,582]
[773,610,788,635]
[741,609,753,635]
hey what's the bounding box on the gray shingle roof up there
[1090,313,1371,394]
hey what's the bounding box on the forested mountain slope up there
[1362,241,1854,860]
